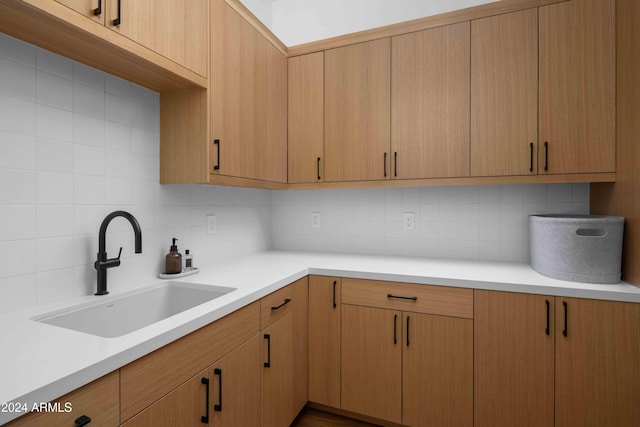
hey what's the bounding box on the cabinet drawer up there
[342,278,473,319]
[261,284,295,330]
[6,371,119,427]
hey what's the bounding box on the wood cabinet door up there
[308,276,341,407]
[474,290,554,427]
[261,313,294,427]
[555,297,640,427]
[288,52,324,183]
[402,312,473,427]
[214,3,287,183]
[392,22,470,179]
[325,38,391,182]
[54,0,105,24]
[539,0,615,174]
[471,9,538,177]
[211,334,261,427]
[105,0,208,77]
[122,369,209,427]
[341,305,402,423]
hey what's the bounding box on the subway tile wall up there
[272,184,589,260]
[0,34,272,315]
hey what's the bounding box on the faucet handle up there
[116,247,123,260]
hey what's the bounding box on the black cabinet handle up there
[384,152,387,177]
[112,0,121,25]
[529,142,534,172]
[201,377,210,424]
[264,334,271,368]
[271,298,291,311]
[75,415,91,427]
[393,314,397,344]
[394,152,397,177]
[387,293,418,301]
[93,0,102,16]
[317,157,321,180]
[545,300,550,335]
[213,139,220,171]
[332,280,337,308]
[562,301,568,337]
[406,316,410,347]
[544,141,549,171]
[213,368,222,412]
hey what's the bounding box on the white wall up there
[0,34,272,315]
[272,184,589,261]
[271,0,494,46]
[239,0,273,28]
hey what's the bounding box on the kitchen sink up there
[34,281,236,338]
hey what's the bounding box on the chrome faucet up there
[94,211,142,295]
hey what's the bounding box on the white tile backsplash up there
[0,32,593,316]
[272,183,590,262]
[0,33,273,315]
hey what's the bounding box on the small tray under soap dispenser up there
[158,268,200,279]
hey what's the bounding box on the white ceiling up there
[240,0,496,46]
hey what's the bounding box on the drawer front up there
[260,283,295,330]
[342,278,473,319]
[6,371,119,427]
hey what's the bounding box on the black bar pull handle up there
[544,141,549,171]
[112,0,121,25]
[545,299,550,335]
[93,0,102,16]
[271,298,291,311]
[562,301,568,337]
[387,293,418,301]
[75,415,91,427]
[332,280,337,308]
[201,377,210,424]
[384,152,387,177]
[213,139,220,171]
[317,157,321,180]
[213,368,222,412]
[529,142,534,172]
[393,314,397,344]
[406,315,410,347]
[264,334,271,367]
[394,152,397,177]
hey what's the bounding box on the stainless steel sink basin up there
[34,281,236,338]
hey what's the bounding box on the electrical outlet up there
[311,212,321,229]
[403,212,415,230]
[206,214,217,235]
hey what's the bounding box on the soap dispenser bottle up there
[165,238,182,274]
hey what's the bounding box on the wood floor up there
[291,407,380,426]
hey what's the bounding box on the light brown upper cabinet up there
[288,52,325,184]
[538,0,615,174]
[210,1,287,183]
[325,39,391,182]
[392,22,470,179]
[471,8,538,177]
[55,0,208,77]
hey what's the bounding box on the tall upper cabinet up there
[471,9,538,177]
[324,39,391,182]
[55,0,208,77]
[392,22,470,179]
[538,0,615,174]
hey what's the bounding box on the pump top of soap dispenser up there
[170,237,179,252]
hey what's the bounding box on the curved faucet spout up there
[95,211,143,295]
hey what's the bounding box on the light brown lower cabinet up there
[261,277,309,427]
[340,279,473,426]
[4,371,119,427]
[475,290,640,427]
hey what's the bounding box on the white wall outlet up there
[311,212,321,229]
[206,214,217,235]
[403,212,415,230]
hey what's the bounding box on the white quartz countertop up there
[1,250,640,424]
